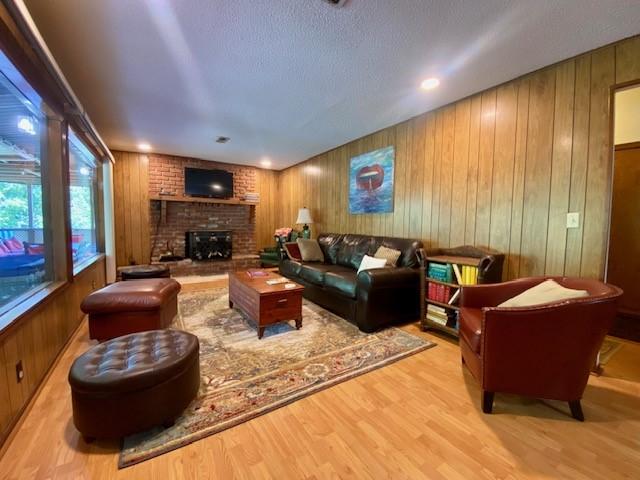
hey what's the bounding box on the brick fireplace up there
[148,155,261,276]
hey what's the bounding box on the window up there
[0,51,50,311]
[68,129,99,267]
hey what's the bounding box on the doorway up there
[607,85,640,341]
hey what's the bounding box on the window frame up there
[67,127,104,275]
[0,28,106,334]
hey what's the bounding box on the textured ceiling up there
[24,0,640,169]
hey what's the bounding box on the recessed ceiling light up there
[420,77,440,90]
[260,158,272,167]
[137,142,152,151]
[215,136,230,144]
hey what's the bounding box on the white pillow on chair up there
[357,255,388,275]
[498,279,589,308]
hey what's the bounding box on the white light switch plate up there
[566,212,580,229]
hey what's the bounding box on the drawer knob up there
[277,298,288,304]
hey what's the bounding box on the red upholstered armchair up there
[459,276,622,421]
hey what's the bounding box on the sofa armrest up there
[357,267,419,291]
[355,268,421,332]
[460,277,546,308]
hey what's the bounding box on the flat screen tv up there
[184,167,234,199]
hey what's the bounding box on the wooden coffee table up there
[228,270,304,339]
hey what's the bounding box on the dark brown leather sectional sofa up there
[279,233,423,332]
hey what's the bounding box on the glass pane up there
[0,51,49,311]
[68,129,98,265]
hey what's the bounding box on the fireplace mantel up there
[150,194,258,206]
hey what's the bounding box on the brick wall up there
[148,154,259,270]
[148,155,256,197]
[150,201,256,260]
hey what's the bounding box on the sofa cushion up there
[3,237,23,253]
[317,233,343,265]
[336,234,372,270]
[374,245,401,267]
[498,279,589,308]
[283,242,302,261]
[297,238,325,262]
[324,268,358,299]
[357,254,387,274]
[299,264,333,286]
[280,259,303,278]
[460,307,483,354]
[372,236,422,268]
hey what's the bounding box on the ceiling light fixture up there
[260,158,272,167]
[137,142,152,151]
[215,136,230,144]
[420,77,440,90]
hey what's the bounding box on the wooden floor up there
[1,279,640,479]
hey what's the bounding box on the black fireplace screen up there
[185,231,232,261]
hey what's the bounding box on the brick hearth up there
[148,154,261,275]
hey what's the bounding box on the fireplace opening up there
[185,231,232,261]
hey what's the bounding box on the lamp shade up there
[296,207,313,224]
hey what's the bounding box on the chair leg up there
[569,400,584,421]
[482,390,494,414]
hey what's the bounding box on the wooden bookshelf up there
[420,247,504,338]
[427,299,460,311]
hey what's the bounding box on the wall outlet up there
[15,360,24,383]
[566,212,580,229]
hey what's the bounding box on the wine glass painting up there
[349,145,394,214]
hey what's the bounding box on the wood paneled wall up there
[255,168,279,250]
[112,151,151,266]
[0,259,106,446]
[276,36,640,281]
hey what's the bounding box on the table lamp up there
[296,207,314,239]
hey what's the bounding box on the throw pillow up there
[296,238,324,262]
[498,279,589,308]
[24,242,45,255]
[357,254,388,275]
[4,237,23,252]
[374,245,401,267]
[283,242,302,261]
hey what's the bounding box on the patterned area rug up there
[119,288,435,468]
[599,338,623,365]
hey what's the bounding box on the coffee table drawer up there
[260,292,302,322]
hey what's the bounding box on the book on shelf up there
[452,263,463,284]
[427,262,453,283]
[461,265,478,285]
[426,313,448,326]
[448,289,460,305]
[427,304,447,315]
[427,283,453,304]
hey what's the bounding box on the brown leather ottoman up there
[119,264,170,280]
[69,330,200,440]
[81,279,181,341]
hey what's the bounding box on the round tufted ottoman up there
[68,330,200,441]
[119,264,171,281]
